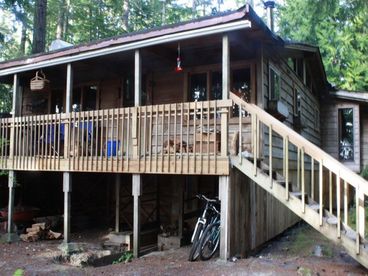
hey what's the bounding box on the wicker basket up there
[30,71,49,91]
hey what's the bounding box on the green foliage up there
[361,166,368,180]
[112,250,133,264]
[13,269,24,276]
[279,0,368,91]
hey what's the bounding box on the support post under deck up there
[7,171,15,240]
[219,175,231,260]
[132,174,142,258]
[115,174,121,233]
[63,172,72,243]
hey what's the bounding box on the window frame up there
[268,63,281,101]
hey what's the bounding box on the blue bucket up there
[107,140,120,157]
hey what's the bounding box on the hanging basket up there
[30,71,50,91]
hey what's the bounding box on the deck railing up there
[0,99,232,175]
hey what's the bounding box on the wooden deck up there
[0,100,235,175]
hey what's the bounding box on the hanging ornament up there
[175,43,183,72]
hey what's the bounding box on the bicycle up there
[188,194,220,262]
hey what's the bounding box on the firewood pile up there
[20,222,62,242]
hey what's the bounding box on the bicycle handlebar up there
[196,194,220,204]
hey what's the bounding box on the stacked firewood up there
[20,222,62,242]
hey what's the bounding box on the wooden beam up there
[222,34,230,100]
[219,175,231,260]
[63,172,72,243]
[65,63,73,113]
[115,174,121,233]
[134,49,141,107]
[132,174,142,258]
[7,171,15,235]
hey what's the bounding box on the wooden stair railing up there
[230,92,368,269]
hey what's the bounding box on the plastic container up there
[107,140,120,157]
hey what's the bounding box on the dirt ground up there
[0,222,367,276]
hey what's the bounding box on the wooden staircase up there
[230,92,368,268]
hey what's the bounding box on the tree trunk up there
[122,0,130,32]
[19,22,27,56]
[32,0,47,54]
[56,0,66,40]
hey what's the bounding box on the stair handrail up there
[230,92,368,196]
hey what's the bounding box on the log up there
[47,230,62,240]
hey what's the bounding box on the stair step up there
[276,180,293,191]
[261,169,278,179]
[308,204,320,211]
[326,217,339,225]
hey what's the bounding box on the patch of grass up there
[347,202,368,237]
[288,227,315,256]
[112,251,133,264]
[13,269,24,276]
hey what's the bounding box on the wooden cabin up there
[0,5,367,267]
[321,90,368,173]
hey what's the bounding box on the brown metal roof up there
[0,8,248,70]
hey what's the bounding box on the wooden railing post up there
[132,108,139,159]
[220,107,228,158]
[358,189,365,245]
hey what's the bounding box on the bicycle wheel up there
[188,223,204,262]
[199,222,220,261]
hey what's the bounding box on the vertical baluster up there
[180,103,183,174]
[356,189,360,254]
[167,105,171,173]
[207,101,210,174]
[100,109,104,171]
[253,114,258,176]
[86,111,90,171]
[161,106,164,173]
[106,109,110,172]
[200,102,203,174]
[95,110,99,171]
[186,103,190,174]
[111,109,115,172]
[58,112,61,170]
[173,104,177,173]
[336,171,341,238]
[285,136,289,200]
[311,157,314,200]
[344,180,348,225]
[329,171,333,213]
[155,105,158,172]
[297,147,300,190]
[301,147,305,213]
[143,106,147,173]
[148,106,153,172]
[319,161,323,226]
[127,108,130,171]
[115,109,119,172]
[238,103,242,165]
[269,124,272,188]
[193,103,197,174]
[214,101,217,174]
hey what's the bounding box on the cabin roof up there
[330,90,368,103]
[0,4,327,92]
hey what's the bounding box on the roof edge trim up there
[0,19,251,77]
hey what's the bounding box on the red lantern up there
[175,43,183,72]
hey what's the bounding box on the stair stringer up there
[231,155,368,269]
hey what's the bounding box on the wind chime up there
[175,43,183,72]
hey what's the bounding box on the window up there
[72,85,98,111]
[269,65,280,101]
[232,68,251,102]
[189,73,207,102]
[211,71,222,100]
[338,108,354,161]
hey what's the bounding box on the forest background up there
[0,0,367,112]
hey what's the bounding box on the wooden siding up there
[321,100,360,172]
[261,47,321,171]
[361,108,368,169]
[230,168,299,256]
